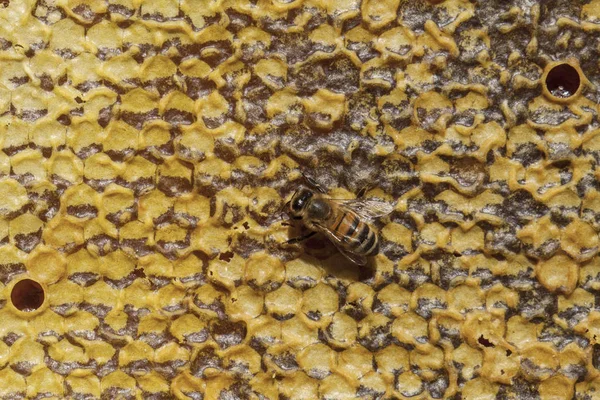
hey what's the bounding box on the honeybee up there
[284,186,394,265]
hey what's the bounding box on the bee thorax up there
[306,199,331,220]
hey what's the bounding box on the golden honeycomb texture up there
[1,0,600,398]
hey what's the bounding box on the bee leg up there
[357,184,373,198]
[302,172,327,194]
[285,231,316,244]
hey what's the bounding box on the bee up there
[284,185,394,266]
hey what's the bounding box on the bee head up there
[288,187,314,218]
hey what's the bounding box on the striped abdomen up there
[327,209,379,256]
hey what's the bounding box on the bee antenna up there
[279,200,290,214]
[268,201,291,225]
[301,172,326,194]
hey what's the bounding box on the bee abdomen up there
[337,212,378,256]
[354,226,379,256]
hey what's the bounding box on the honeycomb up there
[1,0,600,398]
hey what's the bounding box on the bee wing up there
[333,243,368,266]
[333,242,367,266]
[331,198,394,221]
[314,222,368,266]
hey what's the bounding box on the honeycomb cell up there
[0,178,28,216]
[83,153,122,182]
[193,223,232,255]
[119,341,154,372]
[155,342,190,370]
[12,149,47,181]
[375,283,411,317]
[84,219,118,255]
[49,150,84,184]
[27,367,64,398]
[337,344,374,381]
[26,246,66,284]
[536,254,579,295]
[324,311,357,349]
[10,338,45,375]
[303,89,346,130]
[176,126,215,163]
[64,310,99,335]
[538,375,574,400]
[67,248,101,280]
[103,121,139,160]
[506,315,540,348]
[48,338,89,365]
[319,373,356,399]
[245,252,285,292]
[0,369,26,398]
[396,371,424,397]
[453,343,483,381]
[544,62,582,100]
[410,344,445,379]
[137,371,170,398]
[481,345,520,384]
[391,311,428,345]
[206,254,242,290]
[228,285,264,320]
[520,343,560,382]
[461,311,506,350]
[101,370,137,398]
[297,343,335,379]
[357,312,391,351]
[448,283,485,314]
[98,249,136,281]
[83,280,119,310]
[154,283,187,314]
[561,219,599,261]
[282,316,318,346]
[102,56,142,88]
[285,257,324,289]
[301,283,339,322]
[66,375,101,399]
[279,372,318,400]
[10,213,43,253]
[461,377,499,400]
[265,284,301,319]
[10,278,45,312]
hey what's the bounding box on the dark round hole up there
[545,64,580,98]
[11,279,44,312]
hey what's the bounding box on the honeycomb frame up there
[0,0,599,399]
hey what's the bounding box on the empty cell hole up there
[545,64,580,98]
[478,334,494,347]
[11,279,45,312]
